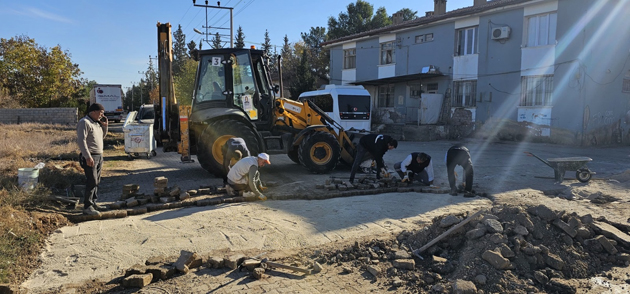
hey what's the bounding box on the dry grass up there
[0,122,122,284]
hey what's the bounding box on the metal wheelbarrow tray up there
[524,152,596,183]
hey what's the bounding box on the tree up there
[211,32,223,49]
[262,30,272,56]
[172,24,188,76]
[289,49,315,99]
[301,27,329,85]
[327,0,392,40]
[187,40,197,57]
[0,35,83,108]
[174,59,198,106]
[393,8,418,22]
[234,26,245,49]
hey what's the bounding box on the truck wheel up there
[287,147,300,164]
[298,131,341,174]
[197,119,260,177]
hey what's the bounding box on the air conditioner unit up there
[491,26,511,40]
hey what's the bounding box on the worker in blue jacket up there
[349,134,397,183]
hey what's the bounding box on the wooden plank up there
[413,209,485,255]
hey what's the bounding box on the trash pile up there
[309,204,630,293]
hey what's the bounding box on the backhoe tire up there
[287,147,300,164]
[197,119,260,177]
[298,131,341,174]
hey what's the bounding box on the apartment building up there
[322,0,630,145]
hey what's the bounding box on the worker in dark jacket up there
[445,144,474,196]
[394,152,434,185]
[222,137,250,184]
[349,134,397,183]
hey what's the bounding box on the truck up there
[154,22,368,177]
[89,84,124,122]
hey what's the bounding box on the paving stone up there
[392,259,415,270]
[122,273,153,288]
[173,250,198,273]
[553,219,577,237]
[527,205,558,222]
[595,235,618,255]
[544,253,565,270]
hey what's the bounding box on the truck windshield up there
[195,55,227,103]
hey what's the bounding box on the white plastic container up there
[123,111,156,159]
[18,168,39,190]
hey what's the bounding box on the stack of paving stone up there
[154,176,168,196]
[121,184,140,200]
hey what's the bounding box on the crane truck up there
[154,22,366,178]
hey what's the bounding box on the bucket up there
[18,168,39,190]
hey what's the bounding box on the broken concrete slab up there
[591,221,630,247]
[481,250,511,270]
[173,250,198,273]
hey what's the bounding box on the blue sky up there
[1,0,471,90]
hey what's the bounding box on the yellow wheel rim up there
[310,142,332,164]
[212,135,234,163]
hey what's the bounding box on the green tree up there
[262,30,272,56]
[211,32,223,49]
[0,35,83,108]
[234,26,245,49]
[174,58,198,106]
[327,0,392,40]
[301,26,329,85]
[393,8,418,22]
[172,24,188,76]
[187,40,197,57]
[289,49,315,99]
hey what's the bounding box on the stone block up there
[481,250,511,269]
[125,199,139,208]
[207,256,224,268]
[544,253,565,270]
[367,265,381,278]
[452,279,477,294]
[466,228,486,240]
[252,268,266,280]
[392,259,415,270]
[127,207,147,215]
[122,273,153,288]
[595,235,618,255]
[223,254,245,270]
[394,250,411,259]
[553,219,577,237]
[173,250,198,273]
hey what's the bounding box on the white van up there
[298,85,371,131]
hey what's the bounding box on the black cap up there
[88,103,105,112]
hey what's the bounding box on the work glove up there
[257,193,267,201]
[380,167,389,178]
[258,184,268,192]
[402,174,409,182]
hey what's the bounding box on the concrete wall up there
[0,108,78,125]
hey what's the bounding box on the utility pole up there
[192,0,233,47]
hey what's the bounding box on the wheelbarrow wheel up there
[576,169,592,183]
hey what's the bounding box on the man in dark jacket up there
[221,137,250,185]
[349,134,397,183]
[445,144,474,196]
[394,152,434,185]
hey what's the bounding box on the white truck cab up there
[298,85,371,131]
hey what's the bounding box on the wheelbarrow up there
[524,152,595,183]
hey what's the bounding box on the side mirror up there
[273,84,280,94]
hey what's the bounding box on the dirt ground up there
[13,130,630,293]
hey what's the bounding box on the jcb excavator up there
[155,22,365,177]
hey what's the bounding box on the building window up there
[415,33,434,44]
[526,12,557,47]
[380,41,395,65]
[453,80,477,107]
[455,26,478,56]
[520,75,554,106]
[378,84,395,107]
[623,78,630,93]
[343,48,356,69]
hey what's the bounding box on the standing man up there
[221,137,250,185]
[395,152,434,186]
[349,134,398,183]
[77,103,108,215]
[226,153,270,200]
[445,144,474,197]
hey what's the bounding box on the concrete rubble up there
[299,204,630,293]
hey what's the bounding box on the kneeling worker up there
[395,152,434,185]
[226,153,270,200]
[349,134,398,183]
[222,137,250,184]
[445,144,474,196]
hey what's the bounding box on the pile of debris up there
[316,176,452,194]
[309,204,630,293]
[118,250,320,289]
